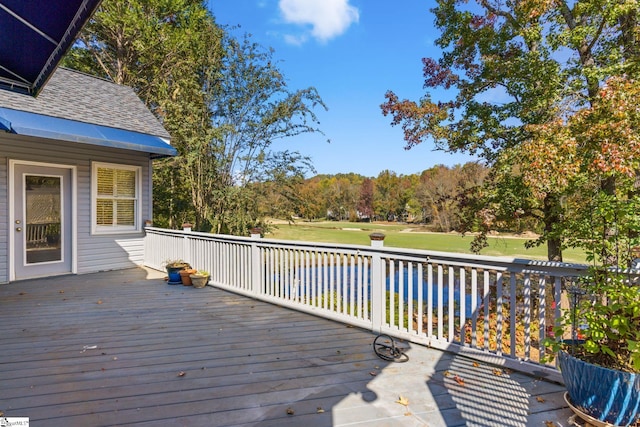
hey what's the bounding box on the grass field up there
[266,220,587,264]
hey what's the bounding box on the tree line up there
[254,163,489,231]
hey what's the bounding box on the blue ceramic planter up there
[166,266,184,285]
[559,351,640,426]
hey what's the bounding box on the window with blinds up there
[92,163,141,233]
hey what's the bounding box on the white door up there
[12,163,73,279]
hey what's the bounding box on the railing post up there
[250,228,262,296]
[369,233,385,333]
[182,223,192,265]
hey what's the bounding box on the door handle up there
[16,227,22,232]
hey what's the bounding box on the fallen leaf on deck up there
[0,410,4,416]
[316,407,324,413]
[473,362,480,367]
[443,370,451,377]
[286,407,295,415]
[177,371,186,377]
[404,411,412,416]
[59,290,64,294]
[492,369,503,376]
[97,300,103,304]
[19,292,26,295]
[395,395,409,406]
[369,371,378,376]
[454,375,465,386]
[544,421,555,427]
[536,397,545,403]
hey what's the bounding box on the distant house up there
[0,67,176,283]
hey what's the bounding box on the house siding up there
[0,133,153,283]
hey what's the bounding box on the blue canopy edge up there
[0,107,177,158]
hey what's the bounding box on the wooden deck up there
[0,267,574,426]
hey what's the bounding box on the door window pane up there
[25,175,62,264]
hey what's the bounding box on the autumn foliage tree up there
[381,0,639,261]
[521,77,640,265]
[357,178,374,221]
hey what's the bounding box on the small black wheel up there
[373,334,409,363]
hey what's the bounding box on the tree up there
[319,174,362,221]
[414,164,488,231]
[63,0,220,119]
[381,0,639,260]
[294,176,326,220]
[524,77,640,265]
[418,165,460,230]
[372,170,396,221]
[64,0,327,235]
[252,151,316,223]
[357,178,374,221]
[204,33,326,233]
[63,0,224,229]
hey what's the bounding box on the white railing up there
[144,227,607,381]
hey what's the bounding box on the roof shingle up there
[0,67,170,139]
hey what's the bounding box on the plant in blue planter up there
[545,193,640,426]
[548,272,640,426]
[164,259,190,285]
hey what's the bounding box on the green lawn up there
[267,221,587,264]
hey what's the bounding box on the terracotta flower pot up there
[179,269,197,286]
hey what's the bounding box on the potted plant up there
[179,267,197,286]
[190,270,209,288]
[545,192,640,426]
[164,259,190,285]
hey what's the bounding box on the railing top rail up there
[145,227,598,276]
[145,227,255,245]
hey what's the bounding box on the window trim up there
[91,162,142,234]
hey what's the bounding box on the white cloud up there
[279,0,359,43]
[283,33,308,46]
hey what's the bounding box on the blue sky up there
[208,0,477,177]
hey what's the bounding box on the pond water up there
[274,264,483,317]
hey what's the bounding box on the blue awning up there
[0,107,177,158]
[0,0,102,96]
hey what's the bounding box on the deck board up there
[0,267,573,426]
